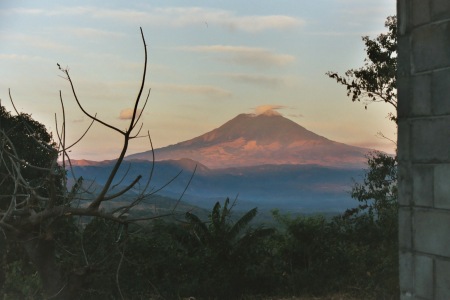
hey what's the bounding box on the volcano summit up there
[126,111,370,168]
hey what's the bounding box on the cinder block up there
[412,74,432,116]
[431,0,450,21]
[414,254,434,298]
[414,208,450,257]
[399,207,413,249]
[397,0,412,35]
[435,258,450,299]
[399,251,414,295]
[412,0,431,27]
[397,120,410,161]
[412,164,434,206]
[434,164,450,209]
[412,22,450,72]
[432,68,450,115]
[398,163,413,206]
[397,35,411,76]
[398,76,412,118]
[411,117,450,162]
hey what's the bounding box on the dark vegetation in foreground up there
[0,152,398,299]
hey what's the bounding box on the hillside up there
[126,112,371,168]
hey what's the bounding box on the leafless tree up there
[0,27,187,299]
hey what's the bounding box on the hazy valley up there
[70,110,371,213]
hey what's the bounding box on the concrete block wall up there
[397,0,450,299]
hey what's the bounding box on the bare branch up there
[127,27,148,133]
[62,70,125,135]
[103,175,142,201]
[172,164,197,213]
[131,88,151,132]
[89,27,149,210]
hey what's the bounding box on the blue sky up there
[0,0,396,160]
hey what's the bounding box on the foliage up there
[327,16,397,122]
[0,104,63,299]
[0,104,62,208]
[348,151,398,225]
[181,198,276,299]
[0,238,42,299]
[270,152,398,298]
[325,15,399,295]
[342,151,398,296]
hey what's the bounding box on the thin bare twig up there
[88,27,148,209]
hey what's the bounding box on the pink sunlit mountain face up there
[126,111,371,169]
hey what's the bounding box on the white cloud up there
[224,15,303,32]
[0,53,44,61]
[148,7,304,31]
[2,33,71,52]
[219,73,285,87]
[306,31,359,37]
[251,104,304,118]
[64,27,124,39]
[184,45,295,68]
[5,8,46,15]
[155,83,231,98]
[252,104,286,116]
[6,6,304,33]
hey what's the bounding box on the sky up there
[0,0,397,161]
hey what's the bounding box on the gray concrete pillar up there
[397,0,450,299]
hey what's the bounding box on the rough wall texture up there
[397,0,450,299]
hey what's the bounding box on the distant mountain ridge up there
[69,158,362,213]
[126,112,371,168]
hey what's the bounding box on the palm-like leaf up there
[228,207,258,241]
[185,199,273,263]
[219,198,230,226]
[186,211,210,243]
[211,201,222,233]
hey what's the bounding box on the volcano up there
[126,111,371,168]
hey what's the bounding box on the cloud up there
[219,73,283,87]
[5,6,304,33]
[253,104,286,116]
[0,53,45,61]
[306,31,359,37]
[150,7,303,32]
[119,108,142,120]
[3,33,71,52]
[3,8,46,15]
[155,83,232,98]
[224,15,304,32]
[184,45,295,68]
[64,27,124,39]
[251,104,304,118]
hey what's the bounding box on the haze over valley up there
[71,109,373,213]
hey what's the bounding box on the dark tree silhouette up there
[327,16,397,122]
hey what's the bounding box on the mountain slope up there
[127,112,371,168]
